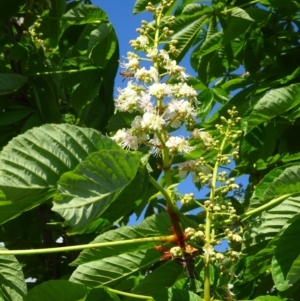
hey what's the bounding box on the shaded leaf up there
[23,280,88,301]
[272,216,300,291]
[150,288,200,301]
[0,74,28,95]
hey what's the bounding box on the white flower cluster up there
[112,48,199,156]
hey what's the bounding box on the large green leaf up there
[23,280,88,301]
[272,216,300,291]
[247,164,295,211]
[88,23,118,67]
[62,5,108,24]
[0,246,27,301]
[69,212,197,287]
[242,196,300,255]
[52,150,142,234]
[0,124,119,224]
[0,74,28,95]
[244,84,300,133]
[125,260,183,300]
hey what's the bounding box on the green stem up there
[108,288,153,300]
[240,193,292,221]
[204,126,230,301]
[26,68,100,76]
[0,235,174,256]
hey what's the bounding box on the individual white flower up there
[159,49,170,62]
[115,81,142,112]
[111,129,138,150]
[119,55,140,71]
[135,66,159,83]
[131,116,143,129]
[172,83,197,102]
[165,136,195,154]
[138,93,154,112]
[192,129,214,146]
[178,160,197,178]
[163,99,196,128]
[164,60,188,81]
[136,35,149,47]
[149,134,162,156]
[148,83,172,99]
[141,111,165,131]
[146,47,158,59]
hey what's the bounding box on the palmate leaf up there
[0,246,27,301]
[52,150,142,234]
[272,216,300,291]
[0,124,119,224]
[244,84,300,133]
[242,196,300,255]
[69,212,197,287]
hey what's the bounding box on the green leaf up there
[0,106,34,126]
[242,196,300,255]
[23,280,88,301]
[87,287,120,301]
[222,17,252,45]
[171,15,208,64]
[88,23,118,67]
[230,7,255,21]
[150,288,200,301]
[244,84,300,133]
[243,236,279,282]
[0,124,119,224]
[247,164,295,211]
[69,212,197,287]
[0,74,28,95]
[197,88,214,120]
[253,296,287,301]
[52,150,142,234]
[272,216,300,291]
[125,260,183,300]
[198,31,223,57]
[63,5,108,24]
[263,165,300,200]
[0,246,27,301]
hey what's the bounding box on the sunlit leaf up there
[0,124,119,224]
[0,246,27,301]
[244,84,300,133]
[52,150,142,234]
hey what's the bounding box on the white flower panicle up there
[111,12,199,157]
